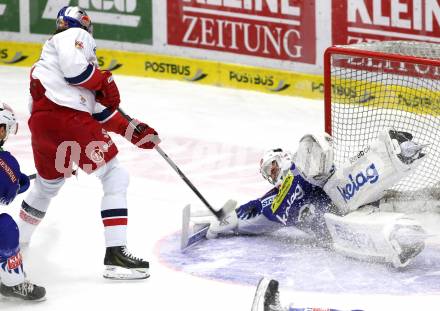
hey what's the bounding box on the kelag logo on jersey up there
[31,1,152,44]
[337,163,379,203]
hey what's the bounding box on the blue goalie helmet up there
[56,6,93,34]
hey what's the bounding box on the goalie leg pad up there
[323,128,426,214]
[325,205,426,267]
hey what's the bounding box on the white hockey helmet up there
[260,148,293,186]
[0,102,18,146]
[56,6,93,34]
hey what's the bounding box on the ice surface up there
[0,66,440,311]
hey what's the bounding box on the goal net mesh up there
[325,41,440,197]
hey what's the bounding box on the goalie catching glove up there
[294,133,335,187]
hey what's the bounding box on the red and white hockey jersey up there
[31,27,104,115]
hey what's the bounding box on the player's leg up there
[18,98,68,245]
[94,157,149,279]
[0,213,46,301]
[325,203,426,268]
[18,177,65,245]
[71,113,148,280]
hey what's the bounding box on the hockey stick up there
[28,170,77,181]
[117,107,226,220]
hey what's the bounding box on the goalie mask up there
[56,6,93,34]
[0,102,18,147]
[260,148,293,187]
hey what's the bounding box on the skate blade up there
[103,265,150,280]
[251,278,271,311]
[0,295,47,302]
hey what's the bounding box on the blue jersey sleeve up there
[236,188,277,220]
[0,151,24,205]
[18,173,30,194]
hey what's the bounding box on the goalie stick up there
[117,107,226,221]
[181,204,209,250]
[181,199,237,250]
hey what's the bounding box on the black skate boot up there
[0,281,46,301]
[251,278,286,311]
[103,246,150,280]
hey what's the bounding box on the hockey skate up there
[0,280,46,301]
[103,246,149,280]
[251,277,286,311]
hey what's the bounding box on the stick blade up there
[181,204,209,251]
[181,204,192,250]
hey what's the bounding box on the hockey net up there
[324,41,440,200]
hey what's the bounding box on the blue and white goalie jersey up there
[236,163,333,239]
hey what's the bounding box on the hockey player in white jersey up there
[187,129,428,268]
[18,6,160,280]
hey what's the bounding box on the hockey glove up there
[30,77,46,102]
[129,121,161,149]
[100,112,160,149]
[18,173,30,194]
[95,71,120,111]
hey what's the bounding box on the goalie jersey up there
[236,163,332,239]
[0,148,29,205]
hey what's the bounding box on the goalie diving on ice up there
[181,128,428,268]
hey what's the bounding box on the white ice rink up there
[1,66,440,311]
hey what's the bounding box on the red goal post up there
[324,41,440,194]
